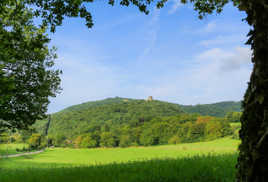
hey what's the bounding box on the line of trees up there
[58,115,233,148]
[1,114,234,149]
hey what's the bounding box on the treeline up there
[180,101,241,117]
[34,99,184,139]
[1,114,240,149]
[0,97,242,149]
[62,115,233,148]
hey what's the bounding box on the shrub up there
[119,135,132,147]
[168,135,181,144]
[100,132,116,147]
[232,128,240,140]
[74,135,83,148]
[81,135,97,148]
[28,134,41,149]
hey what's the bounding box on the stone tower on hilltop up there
[147,96,153,102]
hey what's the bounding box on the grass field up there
[0,138,240,182]
[0,143,28,155]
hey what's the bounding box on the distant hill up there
[32,97,241,148]
[61,98,242,117]
[61,97,129,112]
[35,98,184,138]
[35,98,242,136]
[180,101,242,117]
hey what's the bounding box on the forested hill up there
[61,97,130,112]
[180,101,242,117]
[61,97,242,117]
[35,98,242,135]
[35,98,184,138]
[32,98,241,148]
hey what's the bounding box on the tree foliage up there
[225,111,242,123]
[0,2,61,130]
[30,99,235,148]
[28,133,41,149]
[181,101,241,117]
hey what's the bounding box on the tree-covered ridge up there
[60,97,242,117]
[180,101,242,117]
[35,98,184,137]
[61,97,133,112]
[27,98,241,149]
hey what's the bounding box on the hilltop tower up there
[147,96,153,102]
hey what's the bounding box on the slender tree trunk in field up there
[237,1,268,181]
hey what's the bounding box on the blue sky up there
[47,1,252,113]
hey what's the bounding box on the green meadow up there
[0,138,240,182]
[0,143,28,155]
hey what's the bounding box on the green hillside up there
[35,98,184,138]
[61,97,130,112]
[60,98,242,117]
[180,101,242,117]
[31,98,239,149]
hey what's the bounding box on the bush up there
[0,133,9,143]
[119,135,132,147]
[74,135,83,148]
[81,135,97,148]
[168,135,181,144]
[100,132,116,147]
[232,128,240,140]
[52,134,66,147]
[74,134,97,148]
[28,134,41,149]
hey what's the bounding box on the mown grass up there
[0,143,28,155]
[0,138,240,182]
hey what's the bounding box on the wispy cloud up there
[134,46,252,105]
[48,45,252,112]
[202,21,217,33]
[195,21,249,35]
[199,34,246,46]
[95,13,140,31]
[168,0,182,14]
[196,46,252,72]
[137,9,160,62]
[46,4,252,113]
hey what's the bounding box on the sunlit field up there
[0,143,28,155]
[0,138,240,182]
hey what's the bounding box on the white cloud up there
[203,21,217,33]
[47,7,253,113]
[48,54,126,113]
[138,9,160,62]
[134,46,253,105]
[194,20,249,36]
[96,13,140,31]
[196,46,252,72]
[168,0,182,14]
[199,34,246,46]
[48,46,253,113]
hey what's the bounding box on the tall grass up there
[0,138,239,182]
[0,154,238,182]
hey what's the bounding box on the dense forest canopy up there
[0,97,239,149]
[60,97,242,117]
[1,97,241,148]
[180,101,242,117]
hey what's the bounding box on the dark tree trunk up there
[237,1,268,182]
